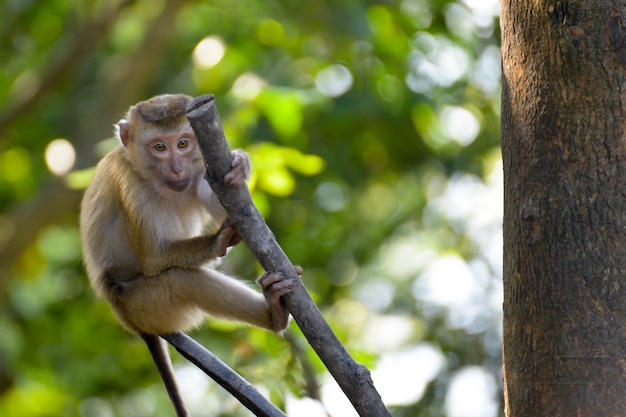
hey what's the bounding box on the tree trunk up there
[502,1,626,416]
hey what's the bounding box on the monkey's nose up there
[171,156,183,174]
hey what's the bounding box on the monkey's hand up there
[224,150,251,187]
[215,220,242,257]
[258,266,302,331]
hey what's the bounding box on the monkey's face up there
[145,128,203,192]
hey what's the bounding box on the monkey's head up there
[117,94,193,142]
[117,94,204,193]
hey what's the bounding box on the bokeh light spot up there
[193,36,226,69]
[45,139,76,176]
[315,64,353,97]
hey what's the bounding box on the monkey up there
[79,94,299,417]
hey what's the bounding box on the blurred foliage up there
[0,0,502,416]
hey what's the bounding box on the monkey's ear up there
[117,120,131,147]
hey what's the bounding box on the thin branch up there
[186,94,391,417]
[163,332,287,417]
[284,331,323,402]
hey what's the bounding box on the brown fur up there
[80,94,296,335]
[80,94,298,417]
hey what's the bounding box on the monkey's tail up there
[141,333,191,417]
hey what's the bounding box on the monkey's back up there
[80,147,141,298]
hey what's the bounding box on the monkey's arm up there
[197,179,227,227]
[141,223,238,277]
[224,150,251,186]
[196,149,251,234]
[199,149,249,197]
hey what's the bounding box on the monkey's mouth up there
[166,178,190,192]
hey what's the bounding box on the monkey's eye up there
[153,143,167,152]
[178,138,190,149]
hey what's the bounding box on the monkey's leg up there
[141,334,191,417]
[111,267,286,333]
[185,267,280,330]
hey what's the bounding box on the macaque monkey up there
[80,94,299,417]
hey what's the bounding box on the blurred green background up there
[0,0,502,416]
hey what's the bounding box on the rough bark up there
[502,1,626,416]
[187,95,391,417]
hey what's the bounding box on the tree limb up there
[163,332,287,417]
[284,331,321,402]
[187,94,391,417]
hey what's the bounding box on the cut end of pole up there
[187,94,215,116]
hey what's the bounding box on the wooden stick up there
[163,332,287,417]
[187,94,391,417]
